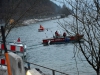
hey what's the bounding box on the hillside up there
[0,0,72,21]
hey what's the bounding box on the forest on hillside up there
[0,0,72,22]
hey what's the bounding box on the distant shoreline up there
[0,14,67,28]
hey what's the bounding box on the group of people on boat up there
[39,25,83,40]
[54,31,67,38]
[54,30,83,39]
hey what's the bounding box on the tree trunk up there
[96,69,100,75]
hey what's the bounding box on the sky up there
[50,0,68,7]
[50,0,96,9]
[50,0,73,9]
[50,0,64,7]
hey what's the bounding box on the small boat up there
[38,25,44,32]
[42,34,84,45]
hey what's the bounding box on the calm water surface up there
[7,18,96,75]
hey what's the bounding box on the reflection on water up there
[7,18,96,75]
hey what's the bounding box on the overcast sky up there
[50,0,65,7]
[50,0,97,9]
[50,0,74,8]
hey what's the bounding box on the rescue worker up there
[40,25,44,30]
[75,33,80,37]
[63,32,66,38]
[55,31,59,38]
[75,33,80,40]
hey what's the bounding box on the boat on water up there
[38,25,45,32]
[0,24,71,75]
[0,39,68,75]
[42,34,84,45]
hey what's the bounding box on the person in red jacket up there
[40,25,44,30]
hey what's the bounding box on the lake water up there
[7,18,96,75]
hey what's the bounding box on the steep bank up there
[0,0,72,21]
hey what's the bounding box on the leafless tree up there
[56,0,100,75]
[0,0,38,38]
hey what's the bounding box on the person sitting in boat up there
[75,33,80,36]
[75,33,82,40]
[40,25,42,28]
[40,25,44,30]
[55,31,60,38]
[63,32,66,38]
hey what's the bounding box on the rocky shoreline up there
[16,15,61,27]
[0,15,64,29]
